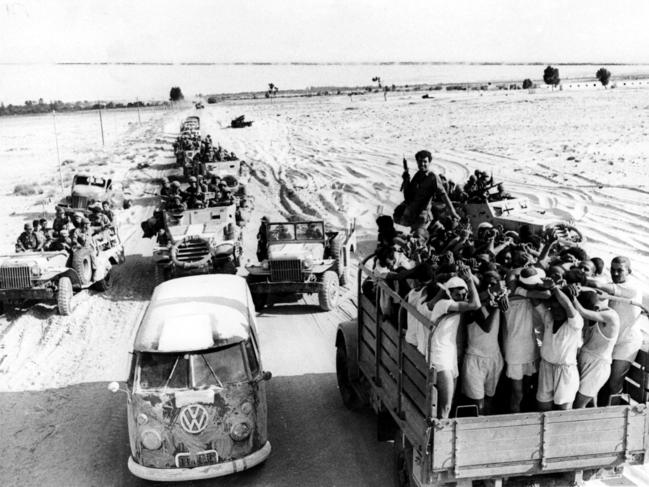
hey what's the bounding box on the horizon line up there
[2,61,649,66]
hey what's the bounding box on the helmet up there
[24,222,33,230]
[59,229,69,236]
[161,177,169,184]
[171,180,181,188]
[188,176,197,183]
[73,212,84,220]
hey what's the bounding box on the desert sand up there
[1,85,649,485]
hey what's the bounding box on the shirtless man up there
[400,150,459,229]
[573,291,620,408]
[536,284,583,411]
[586,256,644,405]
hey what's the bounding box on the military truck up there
[58,174,114,211]
[152,203,243,281]
[0,231,125,315]
[246,219,356,311]
[335,255,649,486]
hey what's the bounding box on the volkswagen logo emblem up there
[179,404,209,434]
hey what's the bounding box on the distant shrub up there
[522,78,533,89]
[169,86,184,102]
[207,97,218,104]
[14,183,41,196]
[596,68,612,87]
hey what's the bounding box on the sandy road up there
[0,108,393,487]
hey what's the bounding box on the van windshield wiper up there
[198,355,224,388]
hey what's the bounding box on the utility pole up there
[98,108,105,146]
[52,110,63,190]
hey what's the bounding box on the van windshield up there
[137,343,249,391]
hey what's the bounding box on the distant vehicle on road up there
[195,101,204,110]
[231,115,253,128]
[246,219,356,310]
[60,174,114,211]
[109,274,272,482]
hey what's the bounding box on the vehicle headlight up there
[230,422,251,441]
[261,260,269,270]
[240,402,252,415]
[140,429,162,450]
[303,257,314,270]
[31,266,41,276]
[137,413,148,425]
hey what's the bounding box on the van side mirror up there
[262,370,272,381]
[108,381,128,394]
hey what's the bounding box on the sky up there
[1,0,648,64]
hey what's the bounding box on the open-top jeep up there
[152,203,243,281]
[463,197,583,244]
[246,220,356,311]
[0,230,125,315]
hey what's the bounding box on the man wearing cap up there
[16,223,39,252]
[504,266,551,412]
[536,283,584,411]
[424,263,481,418]
[399,150,459,230]
[585,256,645,405]
[88,204,111,233]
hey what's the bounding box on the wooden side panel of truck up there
[348,260,649,486]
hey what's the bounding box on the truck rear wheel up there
[318,270,340,311]
[72,248,93,285]
[57,276,73,316]
[336,342,365,410]
[393,431,413,487]
[330,237,350,287]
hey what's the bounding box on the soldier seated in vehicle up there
[49,228,73,254]
[101,201,114,224]
[53,206,72,233]
[160,177,172,197]
[88,204,111,233]
[15,222,39,252]
[167,195,187,214]
[275,224,294,241]
[304,222,324,239]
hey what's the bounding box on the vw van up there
[109,274,271,481]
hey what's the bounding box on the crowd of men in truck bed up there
[368,150,646,418]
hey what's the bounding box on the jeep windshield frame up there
[266,221,325,243]
[134,340,260,393]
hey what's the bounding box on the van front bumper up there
[127,441,271,482]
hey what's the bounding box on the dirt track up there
[0,108,392,487]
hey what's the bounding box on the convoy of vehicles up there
[0,229,125,315]
[109,274,272,481]
[4,114,642,484]
[245,219,356,310]
[334,255,649,486]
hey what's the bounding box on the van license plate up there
[176,450,218,468]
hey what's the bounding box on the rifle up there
[399,156,408,192]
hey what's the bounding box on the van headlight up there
[230,422,251,441]
[261,260,269,270]
[31,265,41,276]
[141,429,162,450]
[303,257,314,270]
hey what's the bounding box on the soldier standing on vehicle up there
[15,223,39,252]
[32,219,47,251]
[398,150,459,230]
[160,177,172,198]
[585,256,645,405]
[71,212,85,229]
[77,218,99,280]
[256,216,269,262]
